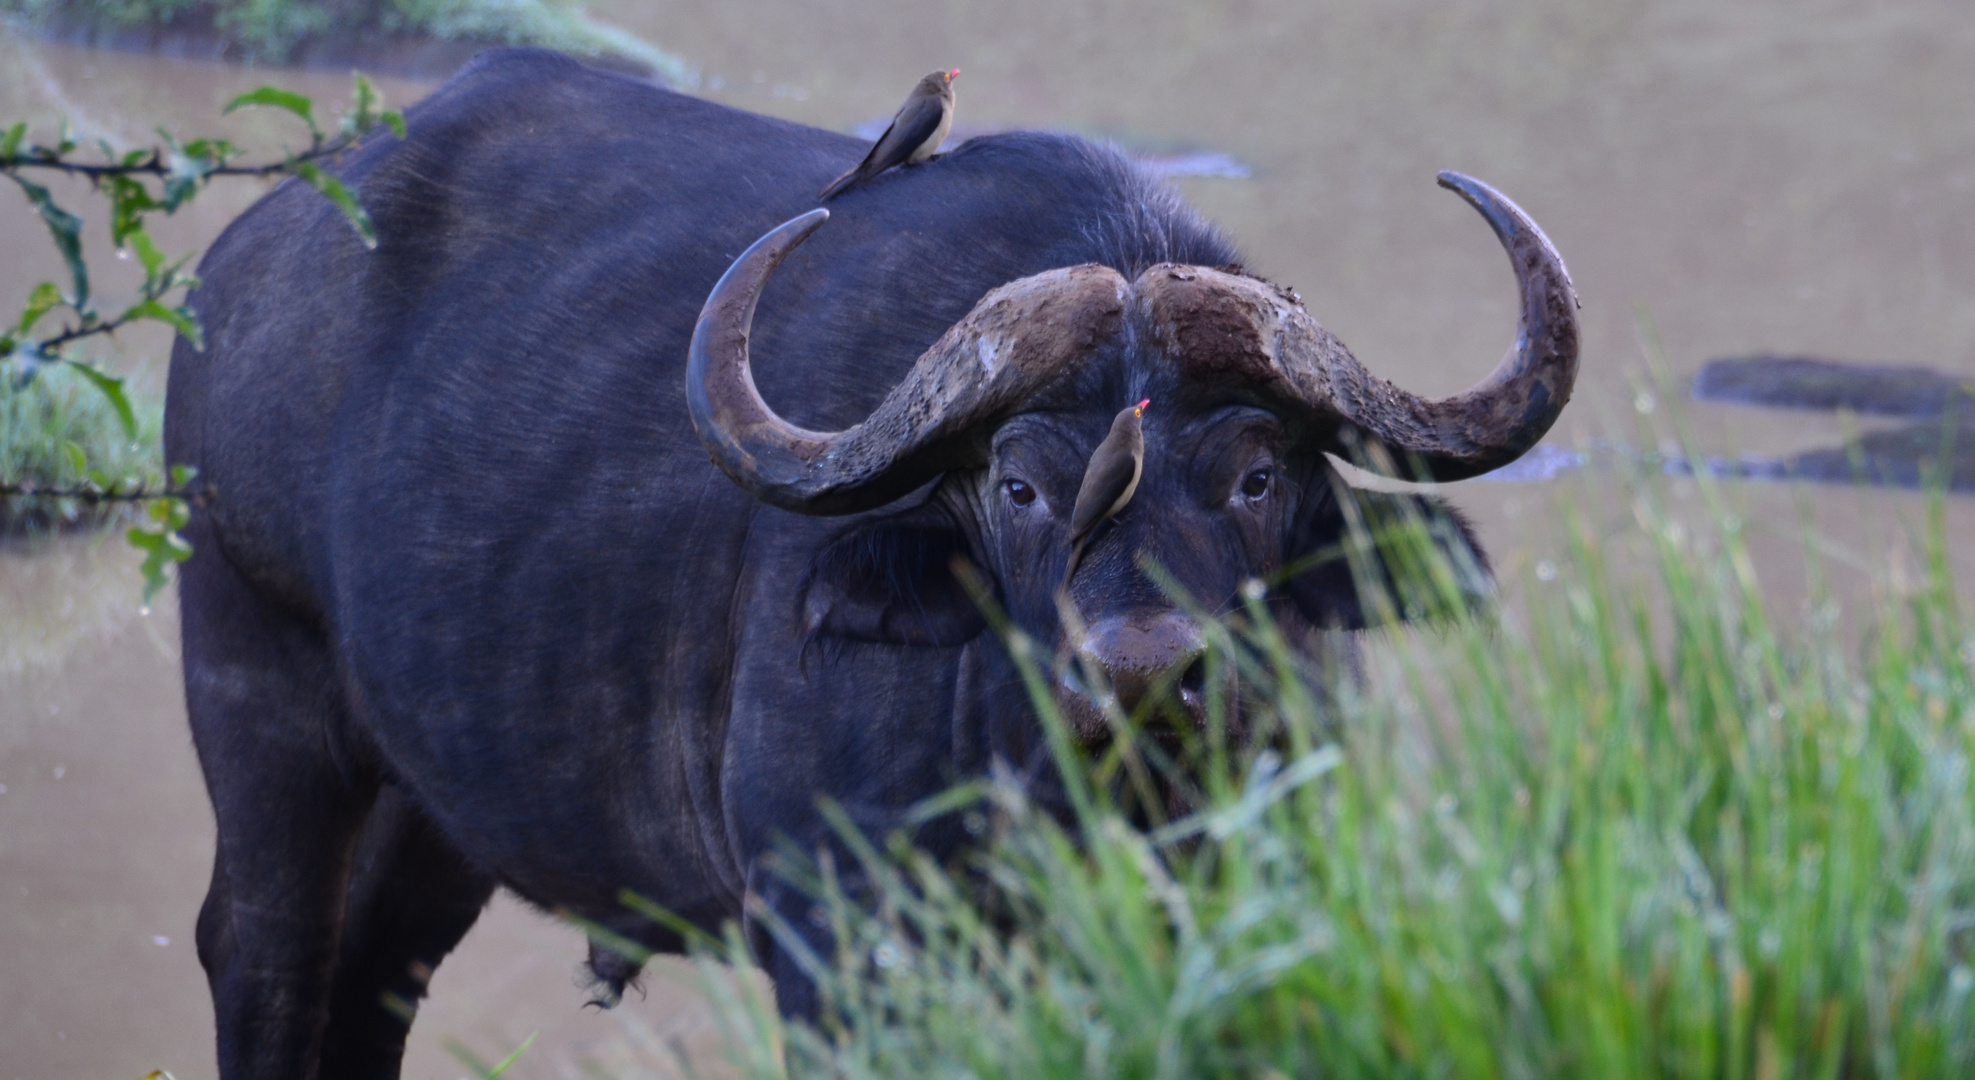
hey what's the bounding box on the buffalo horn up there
[1316,171,1580,481]
[687,209,1128,514]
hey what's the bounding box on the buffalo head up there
[688,172,1577,759]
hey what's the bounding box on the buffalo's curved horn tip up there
[1348,171,1580,482]
[686,207,835,506]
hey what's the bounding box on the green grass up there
[378,0,688,81]
[1,0,691,80]
[1,362,161,532]
[632,465,1974,1080]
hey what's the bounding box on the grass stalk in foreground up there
[617,464,1973,1080]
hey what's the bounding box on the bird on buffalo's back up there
[818,69,959,200]
[1062,399,1149,590]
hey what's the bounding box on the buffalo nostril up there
[1177,656,1207,699]
[1078,611,1207,716]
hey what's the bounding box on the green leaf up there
[128,515,194,602]
[169,463,199,488]
[1,120,24,159]
[382,110,407,140]
[181,137,235,165]
[64,359,137,439]
[106,175,159,248]
[344,73,379,137]
[156,129,218,212]
[224,86,320,140]
[59,439,87,475]
[120,299,205,351]
[17,281,62,335]
[290,160,376,248]
[147,496,189,528]
[11,175,90,313]
[127,228,167,284]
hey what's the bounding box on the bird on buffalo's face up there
[1062,399,1150,591]
[818,68,959,200]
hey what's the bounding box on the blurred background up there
[3,1,1973,1076]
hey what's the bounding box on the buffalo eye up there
[1006,478,1037,507]
[1239,468,1272,500]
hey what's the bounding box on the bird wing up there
[1067,449,1141,544]
[820,90,950,199]
[877,93,948,163]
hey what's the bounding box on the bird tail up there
[818,168,859,201]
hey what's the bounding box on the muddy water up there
[4,2,1975,1077]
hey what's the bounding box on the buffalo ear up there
[802,504,987,648]
[1282,483,1492,631]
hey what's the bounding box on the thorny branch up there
[0,145,333,180]
[0,481,217,506]
[3,75,403,598]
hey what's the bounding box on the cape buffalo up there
[165,48,1577,1078]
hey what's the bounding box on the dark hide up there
[800,496,985,649]
[166,48,1490,1078]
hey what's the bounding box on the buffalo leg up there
[748,865,839,1021]
[182,530,374,1080]
[320,786,496,1079]
[758,898,823,1020]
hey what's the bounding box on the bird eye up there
[1240,468,1272,499]
[1006,478,1037,507]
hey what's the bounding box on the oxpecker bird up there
[819,69,959,200]
[1063,399,1150,589]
